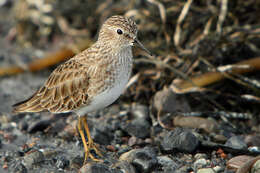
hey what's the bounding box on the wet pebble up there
[225,136,247,150]
[161,128,199,153]
[23,150,44,168]
[124,118,150,138]
[79,163,112,173]
[120,147,158,173]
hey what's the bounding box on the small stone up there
[91,127,112,145]
[173,116,218,133]
[213,166,224,172]
[70,155,83,169]
[197,168,215,173]
[194,158,207,169]
[114,161,137,173]
[79,163,112,173]
[251,160,260,173]
[161,128,199,153]
[131,104,149,119]
[194,153,207,160]
[124,118,150,138]
[55,156,69,169]
[27,119,52,133]
[157,156,178,172]
[13,163,27,173]
[225,136,247,150]
[153,88,191,113]
[226,155,253,170]
[23,150,44,168]
[120,147,158,173]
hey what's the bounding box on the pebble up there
[225,136,247,150]
[120,147,158,173]
[251,160,260,173]
[79,163,112,173]
[194,153,207,160]
[153,88,191,113]
[23,150,44,168]
[13,163,27,173]
[114,161,137,173]
[27,119,52,133]
[157,156,178,172]
[194,158,207,169]
[131,104,149,120]
[91,127,113,145]
[197,168,215,173]
[55,155,69,169]
[161,128,199,153]
[124,118,151,138]
[173,116,218,133]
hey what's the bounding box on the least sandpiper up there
[13,15,151,162]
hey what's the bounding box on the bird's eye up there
[117,29,123,35]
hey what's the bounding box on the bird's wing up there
[13,58,91,113]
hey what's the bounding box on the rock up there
[153,88,191,113]
[194,153,207,160]
[194,158,207,169]
[79,163,112,173]
[23,150,44,168]
[120,147,158,173]
[124,118,150,138]
[161,128,199,153]
[225,136,247,150]
[70,155,84,169]
[55,156,69,169]
[27,119,52,133]
[251,160,260,173]
[197,168,215,173]
[157,156,178,172]
[173,116,218,133]
[131,104,149,120]
[213,166,224,172]
[91,127,113,145]
[13,163,27,173]
[114,161,137,173]
[226,155,253,170]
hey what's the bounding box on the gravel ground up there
[1,1,260,173]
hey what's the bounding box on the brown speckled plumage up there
[13,15,143,115]
[13,15,150,163]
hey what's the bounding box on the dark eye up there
[117,29,123,35]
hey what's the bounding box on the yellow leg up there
[82,116,103,157]
[77,116,103,163]
[77,117,89,163]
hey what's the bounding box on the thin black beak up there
[134,39,152,56]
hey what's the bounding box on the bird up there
[13,15,151,163]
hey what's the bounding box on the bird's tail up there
[13,93,43,113]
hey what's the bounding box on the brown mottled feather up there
[13,56,92,113]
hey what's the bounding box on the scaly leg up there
[82,116,103,157]
[77,116,89,163]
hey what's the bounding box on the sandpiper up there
[13,15,151,163]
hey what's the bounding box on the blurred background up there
[1,0,260,172]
